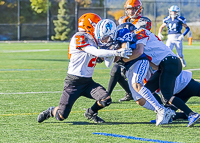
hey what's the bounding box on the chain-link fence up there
[0,0,200,41]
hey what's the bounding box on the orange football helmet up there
[124,0,143,19]
[78,13,101,36]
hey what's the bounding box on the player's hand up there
[178,34,184,41]
[158,33,164,40]
[115,48,132,59]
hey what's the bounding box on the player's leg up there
[166,39,174,51]
[175,40,186,67]
[126,60,175,125]
[83,80,112,123]
[107,63,132,101]
[159,56,200,127]
[37,75,82,123]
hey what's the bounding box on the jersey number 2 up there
[88,57,97,67]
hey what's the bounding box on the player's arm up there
[122,42,144,62]
[158,23,166,40]
[81,45,132,58]
[178,23,190,40]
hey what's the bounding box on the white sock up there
[138,86,163,111]
[142,100,155,111]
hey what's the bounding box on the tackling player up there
[37,13,132,124]
[120,23,198,127]
[96,20,176,126]
[158,5,190,67]
[150,70,200,127]
[107,0,152,102]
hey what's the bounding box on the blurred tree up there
[76,0,91,7]
[30,0,50,14]
[51,0,71,41]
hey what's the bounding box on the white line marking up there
[0,89,124,95]
[2,49,50,53]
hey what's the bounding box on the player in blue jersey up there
[158,5,190,67]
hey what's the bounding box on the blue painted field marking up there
[93,133,181,143]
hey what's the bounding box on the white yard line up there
[0,89,124,95]
[2,49,50,53]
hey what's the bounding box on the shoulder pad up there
[74,32,97,49]
[118,16,129,25]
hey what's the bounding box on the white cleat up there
[156,107,176,126]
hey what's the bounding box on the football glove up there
[178,34,184,41]
[115,48,132,59]
[158,33,164,40]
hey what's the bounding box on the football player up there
[96,21,176,126]
[150,70,200,127]
[37,13,132,124]
[119,22,199,127]
[107,0,152,102]
[158,5,190,67]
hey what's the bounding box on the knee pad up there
[110,64,121,77]
[55,110,65,121]
[98,96,112,107]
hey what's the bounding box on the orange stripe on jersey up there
[68,45,71,59]
[132,16,141,25]
[123,16,129,23]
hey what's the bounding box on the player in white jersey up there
[37,13,132,124]
[96,20,177,126]
[158,5,190,67]
[107,0,152,102]
[122,25,199,127]
[150,70,200,127]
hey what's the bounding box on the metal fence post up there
[17,0,20,41]
[47,0,50,41]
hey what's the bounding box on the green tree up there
[30,0,49,14]
[51,0,71,41]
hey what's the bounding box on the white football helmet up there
[168,5,180,18]
[94,19,117,47]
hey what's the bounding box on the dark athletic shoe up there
[84,108,105,123]
[119,93,133,102]
[37,106,55,123]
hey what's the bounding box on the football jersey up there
[67,32,98,77]
[134,28,176,66]
[118,16,151,31]
[163,16,186,35]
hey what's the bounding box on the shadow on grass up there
[42,120,200,127]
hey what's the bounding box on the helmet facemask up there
[125,5,143,19]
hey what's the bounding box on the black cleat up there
[37,106,55,123]
[84,109,105,123]
[119,93,133,102]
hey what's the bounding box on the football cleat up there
[156,107,176,126]
[187,113,200,127]
[119,93,133,102]
[151,117,173,124]
[37,106,55,123]
[84,108,105,123]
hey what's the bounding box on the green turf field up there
[0,41,200,142]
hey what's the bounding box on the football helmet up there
[94,19,117,47]
[124,0,143,19]
[168,5,180,18]
[78,13,101,36]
